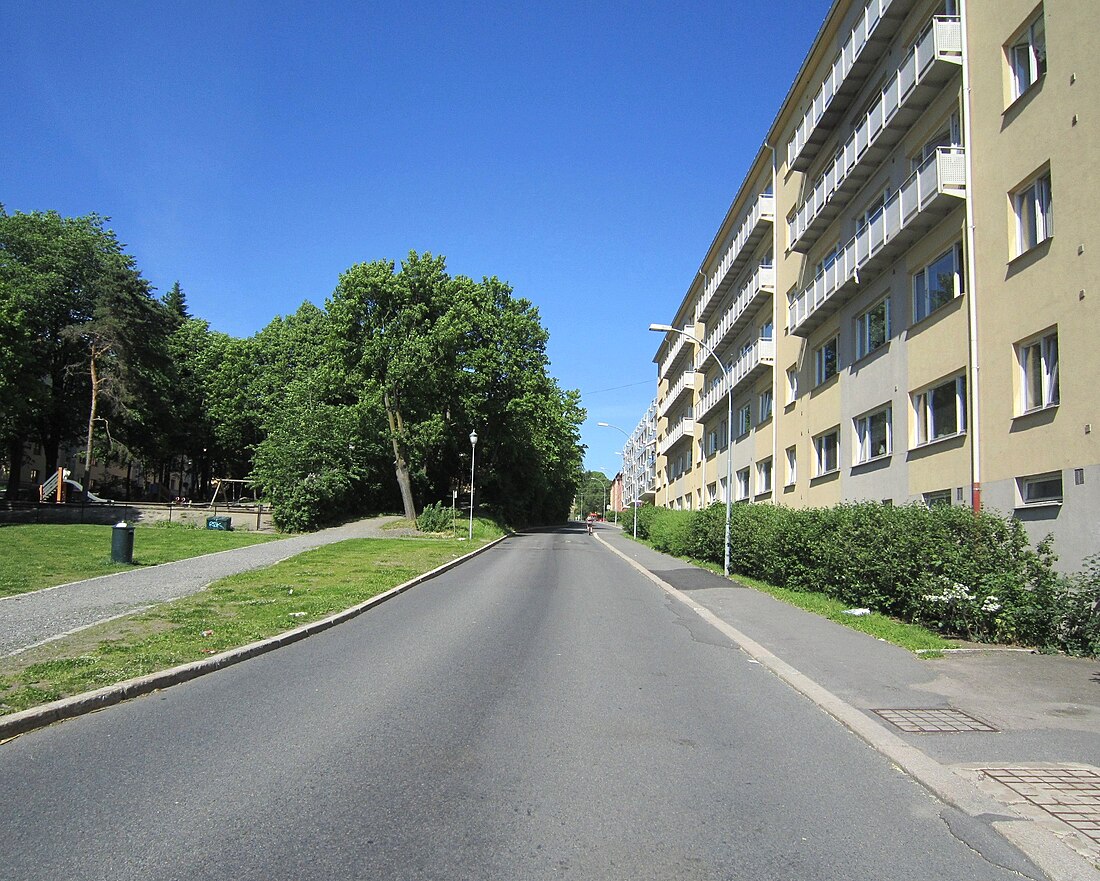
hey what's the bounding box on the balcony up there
[786,0,916,173]
[658,369,698,417]
[788,16,962,253]
[657,326,693,378]
[789,146,966,337]
[695,192,775,323]
[696,338,776,421]
[702,264,776,356]
[658,417,695,456]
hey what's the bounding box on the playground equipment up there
[208,478,254,507]
[38,468,112,504]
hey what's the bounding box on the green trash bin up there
[111,521,135,563]
[206,515,232,531]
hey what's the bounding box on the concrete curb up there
[0,534,508,742]
[595,532,1100,881]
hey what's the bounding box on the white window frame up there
[759,389,773,423]
[1008,11,1047,102]
[855,297,890,359]
[813,429,840,477]
[814,337,838,386]
[923,489,952,508]
[735,467,750,501]
[786,366,799,405]
[912,374,967,447]
[756,458,773,495]
[737,403,752,437]
[785,446,797,487]
[854,406,892,464]
[1013,172,1053,256]
[913,243,964,323]
[1018,471,1063,506]
[1017,330,1059,414]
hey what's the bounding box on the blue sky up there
[4,0,830,477]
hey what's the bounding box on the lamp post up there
[649,323,733,577]
[597,421,639,539]
[468,429,478,541]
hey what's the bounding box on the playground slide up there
[63,479,112,504]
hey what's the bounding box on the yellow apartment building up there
[650,0,1097,570]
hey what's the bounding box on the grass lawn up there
[0,531,502,716]
[627,538,956,656]
[0,523,283,598]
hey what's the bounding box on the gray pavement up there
[0,516,416,656]
[596,522,1100,873]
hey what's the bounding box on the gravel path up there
[0,516,417,656]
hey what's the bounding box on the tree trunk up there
[384,389,417,521]
[83,353,100,492]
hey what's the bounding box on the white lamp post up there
[468,429,478,541]
[650,323,733,577]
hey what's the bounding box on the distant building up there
[651,0,1097,570]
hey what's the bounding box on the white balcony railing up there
[788,16,962,252]
[658,369,697,416]
[789,147,966,336]
[702,264,776,355]
[657,325,692,379]
[786,0,909,172]
[695,192,775,323]
[696,338,776,420]
[658,417,695,456]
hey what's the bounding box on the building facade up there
[651,0,1097,570]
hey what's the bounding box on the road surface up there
[0,527,1044,880]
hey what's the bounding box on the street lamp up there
[468,429,478,541]
[597,421,640,539]
[650,323,733,577]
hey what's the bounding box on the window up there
[1019,471,1062,505]
[856,298,890,359]
[913,243,964,322]
[736,467,750,500]
[1014,172,1053,255]
[1008,11,1046,101]
[760,319,774,341]
[707,427,719,455]
[854,406,892,463]
[737,403,752,437]
[813,430,840,476]
[913,375,967,445]
[757,458,773,495]
[924,489,952,508]
[814,337,838,385]
[786,366,799,405]
[1018,330,1059,413]
[785,446,797,486]
[759,389,773,423]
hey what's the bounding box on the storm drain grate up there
[982,767,1100,844]
[871,707,997,733]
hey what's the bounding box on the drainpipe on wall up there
[765,139,779,503]
[959,0,982,512]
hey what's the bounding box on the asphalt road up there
[0,527,1044,880]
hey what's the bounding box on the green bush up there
[629,499,1098,656]
[417,501,453,533]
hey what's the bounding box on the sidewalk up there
[596,524,1100,877]
[0,516,415,656]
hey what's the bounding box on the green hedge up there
[630,501,1099,656]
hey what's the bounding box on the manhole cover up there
[981,767,1100,845]
[871,707,997,733]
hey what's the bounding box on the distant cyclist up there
[585,514,595,535]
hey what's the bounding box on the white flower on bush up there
[922,580,973,603]
[981,595,1002,613]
